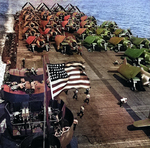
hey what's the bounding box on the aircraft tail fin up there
[123,57,127,65]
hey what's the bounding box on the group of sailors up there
[5,66,38,93]
[48,107,70,137]
[10,78,37,94]
[66,88,91,131]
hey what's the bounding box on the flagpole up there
[47,64,54,100]
[42,55,46,148]
[43,55,54,148]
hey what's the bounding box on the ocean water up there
[0,0,150,38]
[0,0,150,88]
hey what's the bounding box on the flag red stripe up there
[53,83,90,94]
[52,77,90,87]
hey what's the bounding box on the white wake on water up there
[0,5,14,90]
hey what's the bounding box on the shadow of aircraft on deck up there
[127,124,150,138]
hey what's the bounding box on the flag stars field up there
[47,61,90,99]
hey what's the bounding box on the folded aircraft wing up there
[117,58,141,79]
[125,48,145,59]
[131,37,146,46]
[80,15,88,21]
[133,118,150,127]
[76,28,86,35]
[55,35,66,44]
[84,35,99,44]
[26,36,36,45]
[109,37,124,45]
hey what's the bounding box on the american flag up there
[47,61,90,98]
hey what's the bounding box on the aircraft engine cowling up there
[54,16,59,22]
[53,31,57,38]
[109,23,114,28]
[123,40,132,48]
[104,31,111,36]
[53,23,57,28]
[144,52,150,62]
[66,37,77,49]
[97,39,106,48]
[144,40,150,48]
[72,23,76,28]
[29,29,36,36]
[42,14,47,20]
[75,26,79,31]
[92,23,95,27]
[40,40,45,48]
[88,31,93,35]
[72,41,77,48]
[30,22,35,28]
[36,39,45,48]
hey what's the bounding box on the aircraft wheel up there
[114,48,119,53]
[110,47,113,51]
[104,48,107,51]
[46,48,49,52]
[130,87,135,91]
